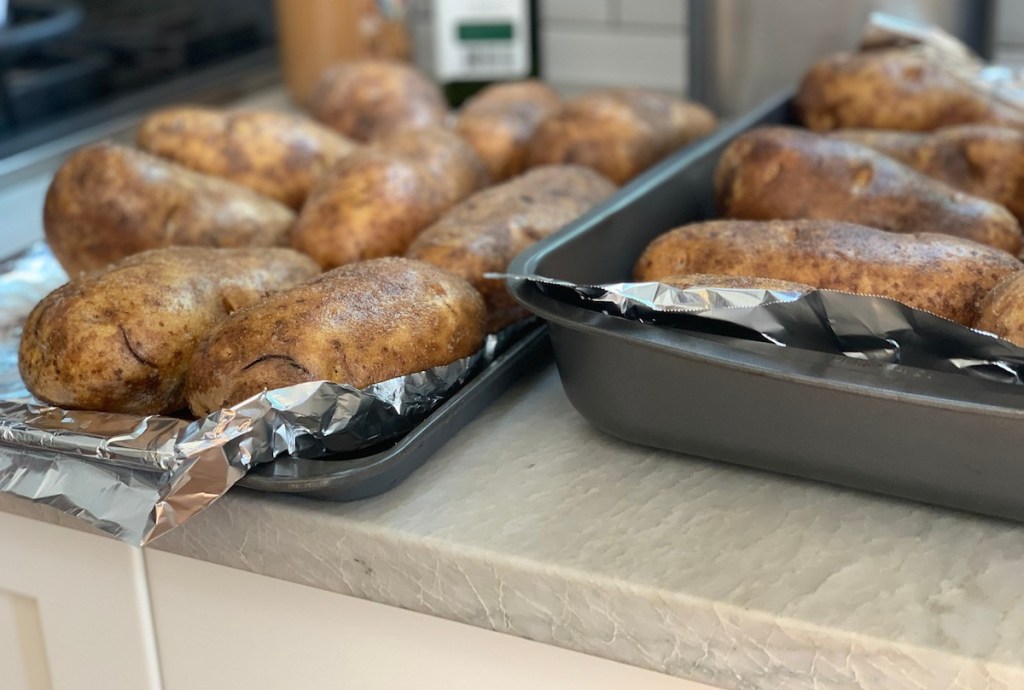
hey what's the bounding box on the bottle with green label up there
[431,0,541,106]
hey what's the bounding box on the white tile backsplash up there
[541,0,612,24]
[614,0,687,28]
[542,26,686,92]
[540,0,1024,97]
[541,0,687,93]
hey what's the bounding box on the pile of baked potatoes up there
[19,60,718,418]
[634,43,1024,349]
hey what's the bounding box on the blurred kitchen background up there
[0,0,1017,256]
[1,0,1020,158]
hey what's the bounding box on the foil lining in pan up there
[0,243,508,545]
[502,274,1024,387]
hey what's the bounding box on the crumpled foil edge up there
[502,273,1024,386]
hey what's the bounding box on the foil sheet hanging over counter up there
[0,244,506,546]
[501,274,1024,387]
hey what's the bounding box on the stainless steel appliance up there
[688,0,996,118]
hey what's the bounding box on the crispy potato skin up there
[656,274,814,292]
[184,257,486,416]
[829,125,1024,223]
[136,107,358,209]
[976,273,1024,346]
[18,247,319,415]
[407,165,616,331]
[795,49,1024,131]
[633,219,1022,325]
[455,80,561,181]
[291,127,489,269]
[715,126,1023,254]
[525,88,717,184]
[44,143,296,278]
[309,59,448,142]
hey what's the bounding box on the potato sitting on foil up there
[185,257,486,417]
[18,247,319,415]
[136,107,359,209]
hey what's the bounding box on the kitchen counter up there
[4,85,1024,690]
[7,363,1022,689]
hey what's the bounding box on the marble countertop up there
[138,364,1024,689]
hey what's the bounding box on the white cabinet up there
[145,550,717,690]
[0,511,719,690]
[0,511,163,690]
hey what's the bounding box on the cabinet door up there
[146,549,719,690]
[0,511,162,690]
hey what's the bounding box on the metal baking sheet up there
[238,323,550,500]
[507,91,1024,524]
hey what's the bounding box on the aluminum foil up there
[502,274,1024,387]
[0,243,508,545]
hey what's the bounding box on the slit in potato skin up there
[241,353,312,376]
[120,326,159,369]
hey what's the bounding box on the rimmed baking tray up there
[507,91,1024,523]
[238,323,550,500]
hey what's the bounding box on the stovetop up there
[0,0,276,159]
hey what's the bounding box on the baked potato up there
[18,247,319,415]
[656,274,814,293]
[829,125,1024,223]
[185,257,486,416]
[136,107,359,209]
[291,127,489,269]
[455,80,561,181]
[309,59,448,142]
[634,219,1022,325]
[525,88,717,184]
[976,272,1024,346]
[795,49,1024,131]
[715,126,1022,254]
[44,143,296,277]
[407,165,616,331]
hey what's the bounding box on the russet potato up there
[309,59,448,142]
[291,127,489,269]
[455,80,561,181]
[18,247,319,415]
[137,107,358,209]
[526,88,717,184]
[407,165,616,331]
[829,125,1024,224]
[44,143,296,277]
[714,126,1022,254]
[185,257,486,417]
[634,219,1022,326]
[795,49,1024,132]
